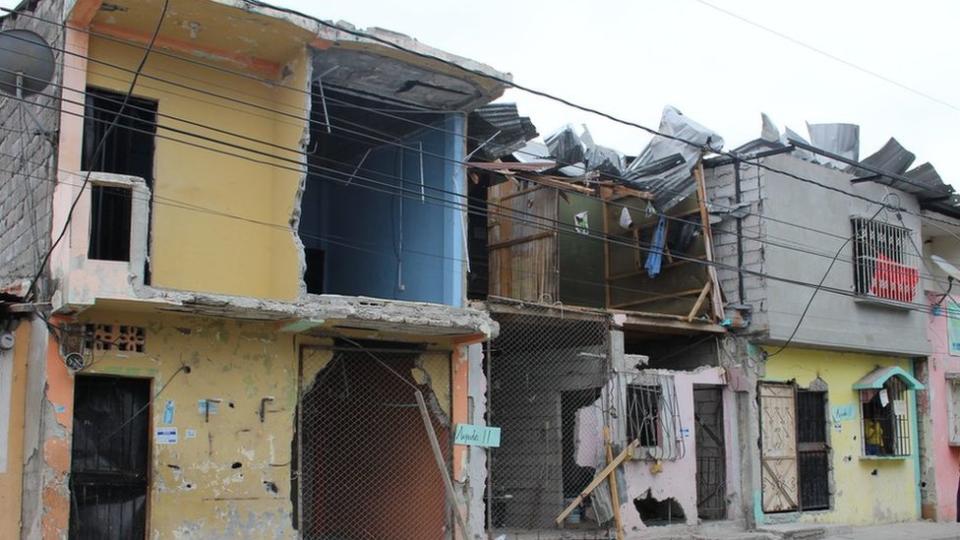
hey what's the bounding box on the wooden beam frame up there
[90,23,283,79]
[68,0,102,26]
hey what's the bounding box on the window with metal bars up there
[861,377,911,457]
[627,385,662,447]
[851,218,919,303]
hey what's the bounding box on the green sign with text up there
[454,424,501,448]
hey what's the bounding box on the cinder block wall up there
[0,0,63,299]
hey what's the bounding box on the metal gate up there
[759,382,799,513]
[295,345,453,540]
[694,386,726,520]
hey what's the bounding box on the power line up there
[691,0,960,114]
[0,19,952,248]
[1,7,955,320]
[24,0,171,301]
[767,204,885,358]
[2,98,951,292]
[1,148,950,321]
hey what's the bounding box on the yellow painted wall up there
[764,347,919,525]
[0,321,30,539]
[85,37,308,300]
[67,309,455,538]
[80,311,302,538]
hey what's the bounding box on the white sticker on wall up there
[185,429,197,440]
[156,427,178,445]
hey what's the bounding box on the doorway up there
[296,346,451,540]
[69,375,151,540]
[694,386,726,520]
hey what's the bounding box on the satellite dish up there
[932,255,960,282]
[0,29,55,98]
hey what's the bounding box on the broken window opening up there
[561,388,603,499]
[82,87,157,280]
[861,377,911,457]
[625,376,685,462]
[300,85,462,304]
[88,185,132,261]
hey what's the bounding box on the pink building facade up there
[917,292,960,522]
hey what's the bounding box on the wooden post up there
[555,439,639,525]
[415,390,469,538]
[694,159,724,321]
[604,426,624,540]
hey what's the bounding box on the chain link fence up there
[488,304,613,536]
[295,343,454,540]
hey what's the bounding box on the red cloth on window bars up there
[869,254,919,303]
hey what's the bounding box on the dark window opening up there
[69,375,150,540]
[88,185,131,261]
[300,85,455,303]
[797,390,829,510]
[560,388,602,498]
[82,87,157,281]
[466,169,491,300]
[861,377,911,457]
[303,247,325,294]
[82,87,158,182]
[627,385,661,447]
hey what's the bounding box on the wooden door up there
[759,382,799,513]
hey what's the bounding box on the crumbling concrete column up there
[718,336,765,529]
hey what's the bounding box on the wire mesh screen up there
[488,306,611,532]
[296,346,452,540]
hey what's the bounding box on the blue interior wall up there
[299,115,464,306]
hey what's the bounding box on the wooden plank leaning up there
[415,390,469,538]
[555,438,640,526]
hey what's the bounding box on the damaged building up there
[0,0,507,537]
[703,116,960,530]
[466,106,740,537]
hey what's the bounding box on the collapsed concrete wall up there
[574,366,727,533]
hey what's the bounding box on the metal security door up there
[69,376,150,540]
[694,386,726,520]
[758,382,799,513]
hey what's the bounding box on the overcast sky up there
[7,0,958,185]
[282,0,960,187]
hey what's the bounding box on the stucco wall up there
[760,154,929,356]
[761,348,920,526]
[917,293,960,522]
[83,36,309,301]
[0,320,32,540]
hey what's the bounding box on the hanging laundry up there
[645,216,668,278]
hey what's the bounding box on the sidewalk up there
[820,522,960,540]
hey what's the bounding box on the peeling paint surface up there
[917,295,960,522]
[762,348,919,526]
[574,367,726,531]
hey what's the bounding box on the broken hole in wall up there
[299,77,465,304]
[634,489,685,526]
[293,341,451,539]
